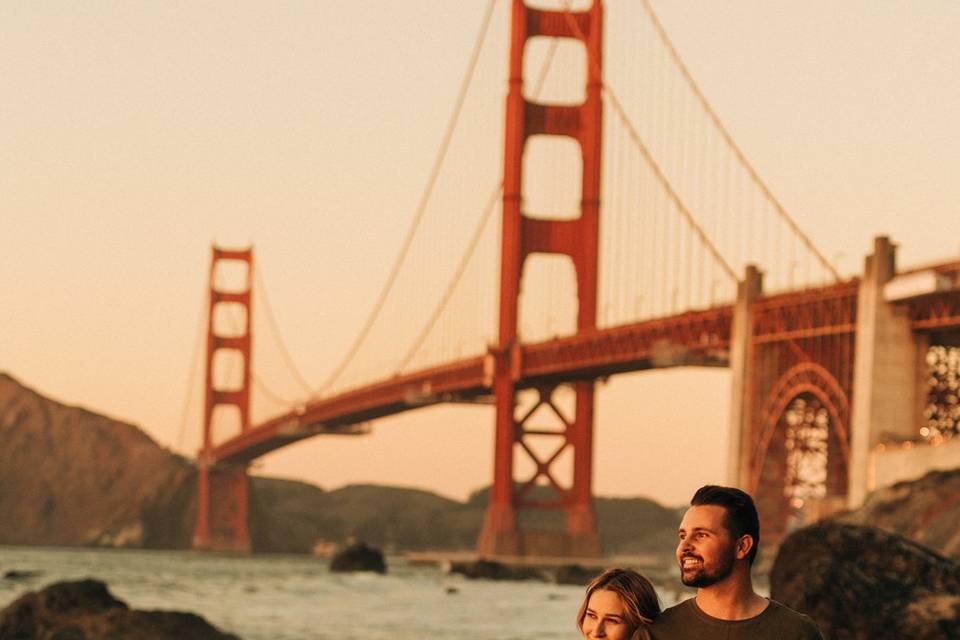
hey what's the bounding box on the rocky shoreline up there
[771,521,960,638]
[0,579,237,640]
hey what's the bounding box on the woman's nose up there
[592,620,606,638]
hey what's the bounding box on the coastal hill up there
[0,372,680,555]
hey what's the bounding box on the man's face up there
[676,504,738,588]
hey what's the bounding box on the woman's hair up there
[575,567,661,633]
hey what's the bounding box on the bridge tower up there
[478,0,603,558]
[193,246,253,552]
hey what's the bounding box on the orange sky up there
[2,1,958,505]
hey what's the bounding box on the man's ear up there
[735,534,754,561]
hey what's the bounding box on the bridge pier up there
[193,462,251,553]
[848,236,925,507]
[727,265,763,488]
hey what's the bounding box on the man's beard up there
[679,547,736,587]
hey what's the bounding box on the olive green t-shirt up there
[649,598,823,640]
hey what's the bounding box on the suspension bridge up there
[189,0,960,556]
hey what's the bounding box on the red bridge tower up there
[477,0,604,557]
[193,246,253,552]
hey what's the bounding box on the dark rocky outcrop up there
[0,579,238,640]
[836,466,960,561]
[328,542,387,574]
[448,559,547,582]
[3,570,42,581]
[770,521,960,639]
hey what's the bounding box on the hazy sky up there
[2,1,958,506]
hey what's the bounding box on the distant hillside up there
[0,372,194,549]
[248,480,482,553]
[0,372,682,556]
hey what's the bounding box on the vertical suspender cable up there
[636,0,839,282]
[312,0,499,396]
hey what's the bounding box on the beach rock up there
[0,578,239,640]
[837,466,960,561]
[3,570,41,581]
[328,542,387,574]
[554,564,597,586]
[770,521,960,639]
[448,559,546,582]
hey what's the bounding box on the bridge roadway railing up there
[208,305,734,465]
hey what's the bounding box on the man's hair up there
[690,485,760,565]
[576,567,661,632]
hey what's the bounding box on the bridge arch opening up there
[211,348,246,392]
[752,364,850,543]
[519,253,579,342]
[923,343,960,441]
[523,35,587,106]
[523,136,582,220]
[210,404,243,447]
[212,259,251,294]
[212,302,248,338]
[525,0,592,12]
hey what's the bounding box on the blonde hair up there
[576,568,661,633]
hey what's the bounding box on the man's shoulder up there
[648,598,822,640]
[648,598,697,634]
[652,597,696,622]
[763,600,823,638]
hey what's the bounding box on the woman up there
[576,568,661,640]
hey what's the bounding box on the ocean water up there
[0,546,679,640]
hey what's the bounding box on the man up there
[649,485,822,639]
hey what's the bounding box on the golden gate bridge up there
[186,0,960,556]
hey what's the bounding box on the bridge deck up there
[209,305,733,464]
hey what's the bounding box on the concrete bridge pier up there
[727,265,763,489]
[193,462,251,553]
[848,236,927,507]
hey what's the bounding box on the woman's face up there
[581,588,634,640]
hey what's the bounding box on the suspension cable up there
[252,372,298,408]
[396,184,501,371]
[396,35,564,370]
[175,281,207,453]
[253,264,314,395]
[559,8,736,282]
[556,5,737,282]
[637,0,839,282]
[312,0,499,397]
